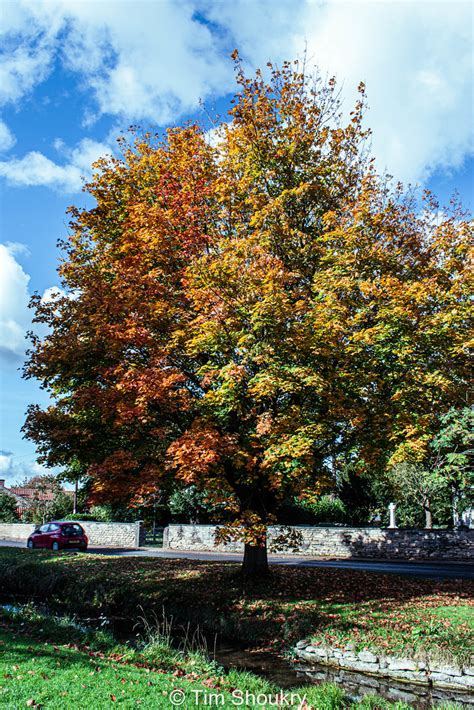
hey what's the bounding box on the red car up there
[27,521,88,551]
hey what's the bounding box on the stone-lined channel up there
[214,643,473,708]
[293,641,473,699]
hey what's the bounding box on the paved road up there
[1,539,472,579]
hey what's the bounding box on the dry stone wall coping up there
[294,641,474,691]
[0,521,142,548]
[165,524,473,561]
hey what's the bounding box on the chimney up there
[0,479,5,488]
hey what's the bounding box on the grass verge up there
[0,548,472,668]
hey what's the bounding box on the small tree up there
[389,463,449,529]
[0,491,19,523]
[431,407,473,526]
[20,475,73,524]
[48,490,74,520]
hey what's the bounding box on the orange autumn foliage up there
[24,55,472,560]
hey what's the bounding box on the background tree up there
[387,462,449,529]
[337,466,381,526]
[431,407,473,526]
[168,486,234,524]
[20,475,73,524]
[24,55,472,574]
[384,408,473,528]
[0,492,19,523]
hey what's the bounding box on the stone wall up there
[295,642,474,693]
[0,521,143,548]
[164,524,474,561]
[0,523,35,542]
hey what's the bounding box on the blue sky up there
[0,0,472,485]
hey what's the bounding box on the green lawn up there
[0,548,472,668]
[1,626,213,709]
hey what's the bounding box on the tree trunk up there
[242,542,269,576]
[424,504,433,529]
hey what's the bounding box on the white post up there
[73,480,78,514]
[388,502,397,529]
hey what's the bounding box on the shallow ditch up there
[213,642,473,709]
[102,612,474,708]
[2,603,473,708]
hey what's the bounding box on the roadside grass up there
[0,606,422,710]
[0,548,472,668]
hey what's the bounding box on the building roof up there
[0,478,72,508]
[9,487,57,501]
[0,481,30,508]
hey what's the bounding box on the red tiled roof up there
[9,487,57,501]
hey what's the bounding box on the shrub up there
[60,513,98,521]
[278,494,347,525]
[168,486,233,524]
[300,495,348,524]
[0,492,19,523]
[62,505,128,522]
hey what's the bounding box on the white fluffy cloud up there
[67,1,230,124]
[0,0,472,184]
[0,449,50,486]
[0,120,15,151]
[0,242,31,360]
[297,0,474,182]
[41,286,66,303]
[0,138,110,192]
[0,0,229,123]
[0,242,65,361]
[207,0,473,183]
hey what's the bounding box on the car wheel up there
[27,539,34,549]
[52,541,60,551]
[79,545,87,552]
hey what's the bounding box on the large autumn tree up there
[24,56,472,573]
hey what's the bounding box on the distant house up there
[0,479,30,515]
[0,476,72,517]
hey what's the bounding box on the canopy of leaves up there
[23,55,473,543]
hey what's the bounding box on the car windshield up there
[61,524,83,536]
